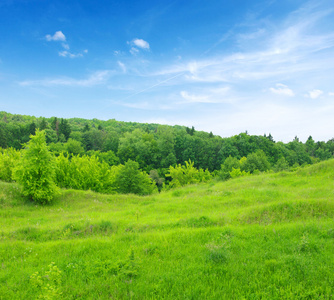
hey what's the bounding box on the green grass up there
[1,160,334,299]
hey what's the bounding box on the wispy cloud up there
[117,61,127,73]
[151,3,334,87]
[180,91,209,103]
[19,70,112,87]
[58,49,88,58]
[180,86,231,103]
[62,43,70,50]
[130,47,139,55]
[269,83,295,97]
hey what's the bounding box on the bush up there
[241,150,270,173]
[219,156,240,180]
[229,167,249,178]
[13,130,58,204]
[55,153,115,194]
[113,160,157,195]
[0,147,20,182]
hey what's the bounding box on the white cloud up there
[151,3,334,87]
[305,89,323,99]
[180,86,231,104]
[269,83,295,97]
[45,31,88,58]
[237,28,266,41]
[58,50,87,59]
[62,43,70,50]
[128,38,150,55]
[180,91,209,103]
[19,70,112,87]
[45,31,66,42]
[329,92,334,96]
[133,38,150,50]
[117,61,127,73]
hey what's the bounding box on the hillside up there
[1,111,334,177]
[1,160,334,299]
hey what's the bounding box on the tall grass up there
[1,160,334,299]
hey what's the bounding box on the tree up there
[59,118,71,141]
[13,130,58,204]
[149,169,165,191]
[0,123,9,148]
[157,126,176,168]
[39,118,48,130]
[113,160,156,195]
[305,136,315,156]
[219,156,240,180]
[241,150,270,174]
[165,160,200,187]
[51,117,59,134]
[28,122,37,135]
[65,138,85,156]
[0,147,20,181]
[274,157,289,172]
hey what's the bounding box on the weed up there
[298,233,318,253]
[30,262,62,299]
[185,216,215,228]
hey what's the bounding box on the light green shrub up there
[0,147,20,182]
[13,130,58,204]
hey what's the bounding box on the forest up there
[1,110,334,199]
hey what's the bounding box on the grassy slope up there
[0,160,334,299]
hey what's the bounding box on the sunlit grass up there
[1,160,334,299]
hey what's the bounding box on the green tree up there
[0,147,20,181]
[13,130,58,204]
[0,123,9,148]
[113,160,156,195]
[51,117,59,134]
[274,157,289,172]
[305,136,315,156]
[65,138,85,156]
[241,150,271,174]
[166,159,199,187]
[39,118,48,130]
[59,118,71,141]
[149,169,165,191]
[28,122,37,135]
[219,156,240,180]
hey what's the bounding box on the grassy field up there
[1,160,334,299]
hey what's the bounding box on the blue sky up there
[1,0,334,142]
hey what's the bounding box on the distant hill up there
[1,111,333,175]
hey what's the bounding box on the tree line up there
[1,111,334,202]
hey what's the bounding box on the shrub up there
[55,153,115,194]
[241,150,271,173]
[113,160,157,195]
[229,167,249,178]
[13,130,58,204]
[219,156,240,180]
[0,147,20,182]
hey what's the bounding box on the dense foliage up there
[12,130,58,204]
[1,111,334,197]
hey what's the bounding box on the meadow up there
[0,160,334,299]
